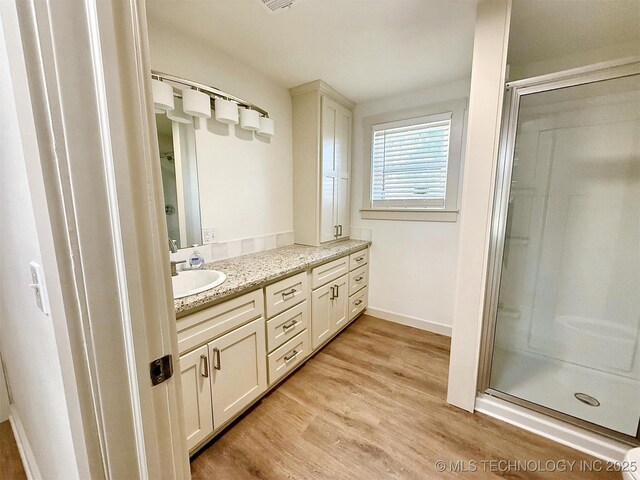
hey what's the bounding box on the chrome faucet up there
[168,238,185,276]
[169,238,178,253]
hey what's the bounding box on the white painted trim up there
[9,406,41,480]
[359,209,458,222]
[361,98,467,219]
[475,394,632,463]
[447,0,512,412]
[366,307,452,337]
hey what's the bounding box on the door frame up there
[477,58,640,444]
[2,0,190,477]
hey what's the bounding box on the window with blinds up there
[371,114,452,209]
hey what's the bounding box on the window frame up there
[361,98,467,222]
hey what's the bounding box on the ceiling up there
[145,0,478,103]
[508,0,640,66]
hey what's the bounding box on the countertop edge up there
[175,241,371,318]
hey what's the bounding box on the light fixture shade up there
[257,116,275,137]
[239,108,261,131]
[182,89,211,118]
[152,79,174,111]
[214,98,239,124]
[166,98,193,124]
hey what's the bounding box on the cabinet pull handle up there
[355,276,363,282]
[329,285,335,300]
[355,256,364,262]
[283,349,299,363]
[354,299,363,306]
[334,225,339,238]
[282,319,298,331]
[282,288,296,299]
[334,284,339,298]
[213,348,221,370]
[200,354,209,378]
[338,225,343,236]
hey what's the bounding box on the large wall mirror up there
[156,113,202,249]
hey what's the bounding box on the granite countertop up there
[174,239,371,317]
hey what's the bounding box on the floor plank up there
[0,420,26,480]
[191,315,617,479]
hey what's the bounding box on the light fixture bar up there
[151,70,269,117]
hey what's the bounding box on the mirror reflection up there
[155,113,202,248]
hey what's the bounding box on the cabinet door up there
[311,282,333,349]
[320,96,339,243]
[179,345,213,451]
[336,106,352,239]
[209,318,267,428]
[331,274,350,332]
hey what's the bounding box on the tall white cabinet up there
[291,80,355,246]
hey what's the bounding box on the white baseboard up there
[475,394,632,463]
[366,307,452,337]
[9,405,41,480]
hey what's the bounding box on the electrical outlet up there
[202,227,218,244]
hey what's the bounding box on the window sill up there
[360,208,459,222]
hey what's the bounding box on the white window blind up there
[371,114,452,209]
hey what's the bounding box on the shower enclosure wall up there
[480,60,640,443]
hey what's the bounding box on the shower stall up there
[480,60,640,443]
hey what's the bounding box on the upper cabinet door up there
[209,318,267,429]
[320,96,339,243]
[336,107,352,239]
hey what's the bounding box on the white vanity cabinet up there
[176,245,369,455]
[208,317,267,428]
[179,345,213,451]
[310,248,369,350]
[291,80,355,246]
[177,290,267,452]
[311,274,349,349]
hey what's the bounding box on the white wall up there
[0,15,79,476]
[447,0,512,411]
[147,16,293,245]
[350,79,471,333]
[0,357,8,422]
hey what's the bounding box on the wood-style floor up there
[0,420,26,480]
[191,315,617,479]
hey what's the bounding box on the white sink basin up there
[171,269,226,299]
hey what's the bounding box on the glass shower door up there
[488,72,640,438]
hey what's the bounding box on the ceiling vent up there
[257,0,296,13]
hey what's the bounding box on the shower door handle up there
[502,196,516,269]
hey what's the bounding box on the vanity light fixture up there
[214,98,239,124]
[182,88,212,118]
[151,70,273,137]
[167,97,193,124]
[239,107,261,131]
[257,116,275,137]
[152,78,175,111]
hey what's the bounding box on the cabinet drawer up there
[348,286,368,321]
[264,272,308,319]
[267,329,310,385]
[311,255,349,289]
[266,300,309,352]
[349,264,368,296]
[349,249,368,271]
[176,290,263,355]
